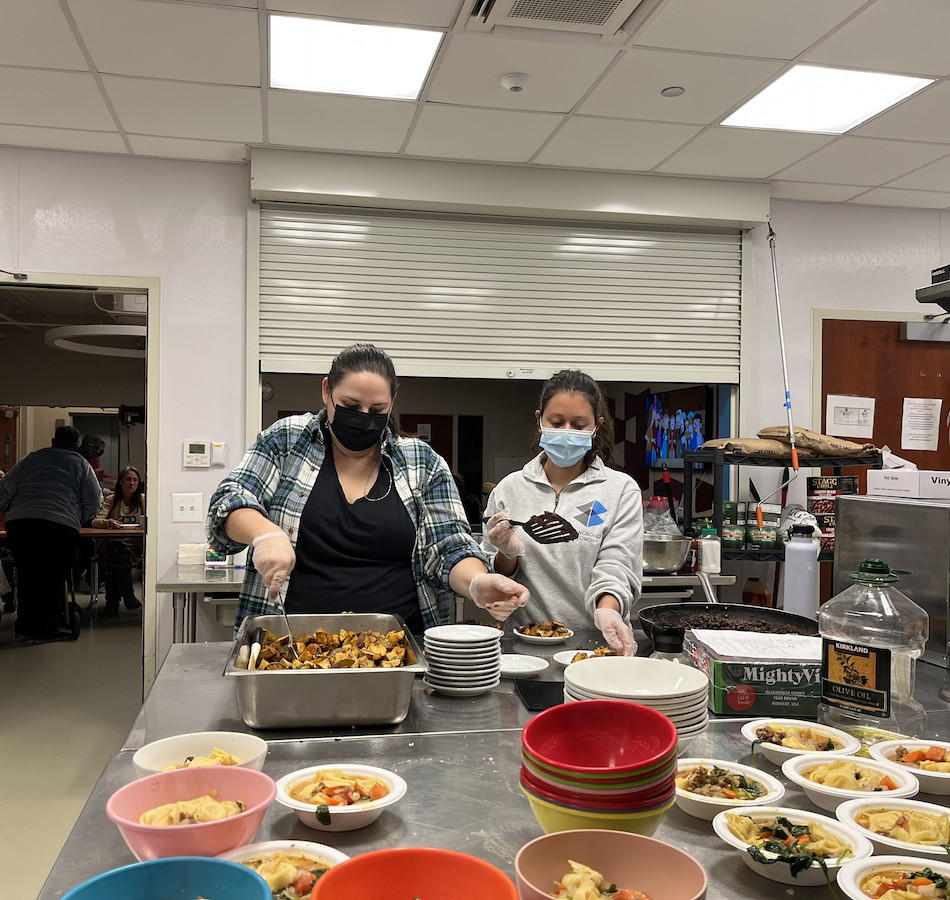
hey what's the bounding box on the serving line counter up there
[39,630,950,900]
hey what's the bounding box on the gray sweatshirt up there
[482,454,643,629]
[0,446,103,530]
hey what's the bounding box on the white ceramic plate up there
[423,624,503,643]
[675,758,785,820]
[868,740,950,796]
[275,764,406,833]
[836,796,950,859]
[740,718,862,766]
[514,627,574,645]
[423,676,499,696]
[553,649,593,666]
[499,654,548,677]
[424,671,501,686]
[712,805,873,886]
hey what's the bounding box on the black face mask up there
[330,403,388,452]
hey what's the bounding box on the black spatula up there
[482,511,579,544]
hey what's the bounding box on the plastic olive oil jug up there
[817,558,928,739]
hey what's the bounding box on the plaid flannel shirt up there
[207,412,488,630]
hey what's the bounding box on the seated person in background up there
[92,465,145,615]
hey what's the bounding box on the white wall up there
[0,147,248,669]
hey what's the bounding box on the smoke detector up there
[500,72,531,92]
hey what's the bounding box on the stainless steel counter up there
[155,564,243,643]
[40,630,950,900]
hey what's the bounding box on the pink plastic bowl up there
[522,699,678,776]
[520,769,675,813]
[106,766,276,861]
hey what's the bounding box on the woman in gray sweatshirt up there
[482,370,643,655]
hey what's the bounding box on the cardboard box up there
[684,629,822,717]
[867,469,950,499]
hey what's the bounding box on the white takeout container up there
[674,759,785,820]
[132,732,268,779]
[836,796,950,859]
[868,739,950,796]
[782,753,918,812]
[275,764,407,832]
[836,854,950,900]
[740,718,861,766]
[217,839,350,869]
[712,805,873,886]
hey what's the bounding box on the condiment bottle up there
[650,625,688,664]
[782,524,819,619]
[817,558,928,740]
[697,523,721,575]
[741,577,773,608]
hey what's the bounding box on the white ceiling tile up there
[268,0,458,27]
[427,34,617,113]
[70,0,260,85]
[0,124,126,154]
[854,83,950,144]
[887,155,950,191]
[0,69,115,130]
[128,135,248,163]
[775,137,950,185]
[657,127,833,178]
[406,105,560,162]
[848,188,950,209]
[267,91,415,152]
[102,77,262,142]
[0,0,88,70]
[534,118,701,171]
[632,0,866,59]
[769,181,868,202]
[804,0,950,76]
[580,49,782,124]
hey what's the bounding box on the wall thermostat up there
[183,439,211,468]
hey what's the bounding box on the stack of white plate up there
[563,657,710,752]
[422,624,503,697]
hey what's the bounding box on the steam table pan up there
[224,613,426,729]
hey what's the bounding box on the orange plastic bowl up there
[106,766,276,861]
[522,699,678,776]
[310,847,518,899]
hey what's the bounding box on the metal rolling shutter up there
[258,205,741,382]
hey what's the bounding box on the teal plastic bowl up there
[62,857,271,900]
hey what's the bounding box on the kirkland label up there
[820,638,891,717]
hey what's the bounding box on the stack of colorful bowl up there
[563,656,709,752]
[520,699,678,835]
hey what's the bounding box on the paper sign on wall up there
[901,398,942,451]
[826,394,875,440]
[416,423,432,442]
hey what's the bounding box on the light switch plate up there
[172,492,203,523]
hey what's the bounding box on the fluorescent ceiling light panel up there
[722,65,933,134]
[270,15,442,100]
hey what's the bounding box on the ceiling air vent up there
[467,0,654,40]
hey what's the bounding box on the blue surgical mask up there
[540,427,594,468]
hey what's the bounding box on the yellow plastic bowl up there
[520,785,674,835]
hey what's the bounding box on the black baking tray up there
[514,679,564,711]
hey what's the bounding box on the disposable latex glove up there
[485,510,526,559]
[469,572,530,622]
[251,531,296,598]
[594,607,637,657]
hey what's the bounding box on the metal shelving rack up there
[681,447,884,562]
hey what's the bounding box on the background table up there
[79,526,144,609]
[154,564,244,643]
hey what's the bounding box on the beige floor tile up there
[0,588,144,899]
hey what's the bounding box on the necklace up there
[362,458,393,503]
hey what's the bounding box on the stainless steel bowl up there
[642,533,692,573]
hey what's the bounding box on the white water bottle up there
[782,524,820,618]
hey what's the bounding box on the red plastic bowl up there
[522,699,678,776]
[310,847,518,899]
[522,750,676,792]
[106,766,276,861]
[520,769,675,813]
[520,764,675,806]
